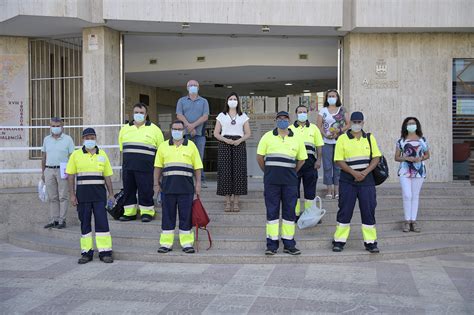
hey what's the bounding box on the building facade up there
[1,0,473,188]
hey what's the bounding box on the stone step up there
[32,225,474,250]
[9,232,473,264]
[199,197,474,209]
[102,215,473,235]
[174,207,474,220]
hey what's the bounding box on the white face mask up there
[228,100,238,108]
[351,124,362,132]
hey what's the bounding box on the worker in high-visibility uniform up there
[257,111,308,256]
[118,103,164,222]
[289,105,324,219]
[332,111,382,253]
[66,128,115,264]
[154,120,203,254]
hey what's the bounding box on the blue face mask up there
[407,124,417,133]
[277,119,290,130]
[84,140,96,149]
[297,113,308,122]
[134,113,145,122]
[171,130,184,141]
[51,127,62,135]
[188,86,199,94]
[327,97,337,105]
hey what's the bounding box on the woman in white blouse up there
[213,92,251,212]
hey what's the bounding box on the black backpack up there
[367,133,389,185]
[106,189,125,220]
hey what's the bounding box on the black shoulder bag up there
[367,133,389,186]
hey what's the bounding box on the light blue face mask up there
[188,86,199,94]
[171,130,184,141]
[407,124,417,133]
[51,127,62,135]
[327,97,337,105]
[297,113,308,122]
[134,113,145,122]
[277,119,290,130]
[84,140,96,149]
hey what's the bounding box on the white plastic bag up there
[297,196,326,229]
[38,180,48,202]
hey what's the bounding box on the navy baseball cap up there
[276,111,290,119]
[82,128,96,137]
[350,111,364,121]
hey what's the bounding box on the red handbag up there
[192,197,212,251]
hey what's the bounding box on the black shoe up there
[119,215,137,221]
[157,247,172,253]
[77,255,93,264]
[44,221,58,229]
[265,248,277,256]
[100,256,114,263]
[332,242,345,252]
[141,214,152,222]
[182,247,195,254]
[365,244,380,254]
[283,247,301,256]
[55,222,66,229]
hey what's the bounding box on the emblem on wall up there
[375,59,387,78]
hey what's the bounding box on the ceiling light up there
[249,92,255,95]
[285,83,293,86]
[303,90,310,93]
[226,85,233,88]
[182,23,190,29]
[261,25,270,33]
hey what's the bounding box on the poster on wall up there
[0,55,27,145]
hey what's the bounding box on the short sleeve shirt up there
[318,107,346,144]
[397,137,429,178]
[41,133,75,166]
[216,112,249,137]
[176,96,210,136]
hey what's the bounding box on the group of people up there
[40,80,430,263]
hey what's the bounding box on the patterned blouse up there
[397,137,429,178]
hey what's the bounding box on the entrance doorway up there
[123,34,340,176]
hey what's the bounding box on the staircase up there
[7,181,474,264]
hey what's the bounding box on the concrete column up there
[82,26,121,174]
[342,33,474,182]
[0,36,33,190]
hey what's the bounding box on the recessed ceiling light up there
[249,92,255,95]
[226,85,233,89]
[285,83,293,86]
[303,90,310,93]
[182,23,190,29]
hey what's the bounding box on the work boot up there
[119,215,137,221]
[77,255,93,264]
[44,221,58,229]
[283,247,301,256]
[411,221,421,233]
[402,221,410,232]
[100,256,114,263]
[157,247,172,253]
[182,247,195,254]
[365,243,380,253]
[332,241,345,252]
[265,248,277,256]
[141,214,152,223]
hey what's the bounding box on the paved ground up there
[0,243,472,314]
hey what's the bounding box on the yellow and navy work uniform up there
[66,146,113,258]
[154,138,203,249]
[257,128,308,251]
[289,121,324,216]
[118,120,164,218]
[333,130,382,249]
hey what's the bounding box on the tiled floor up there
[0,243,472,314]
